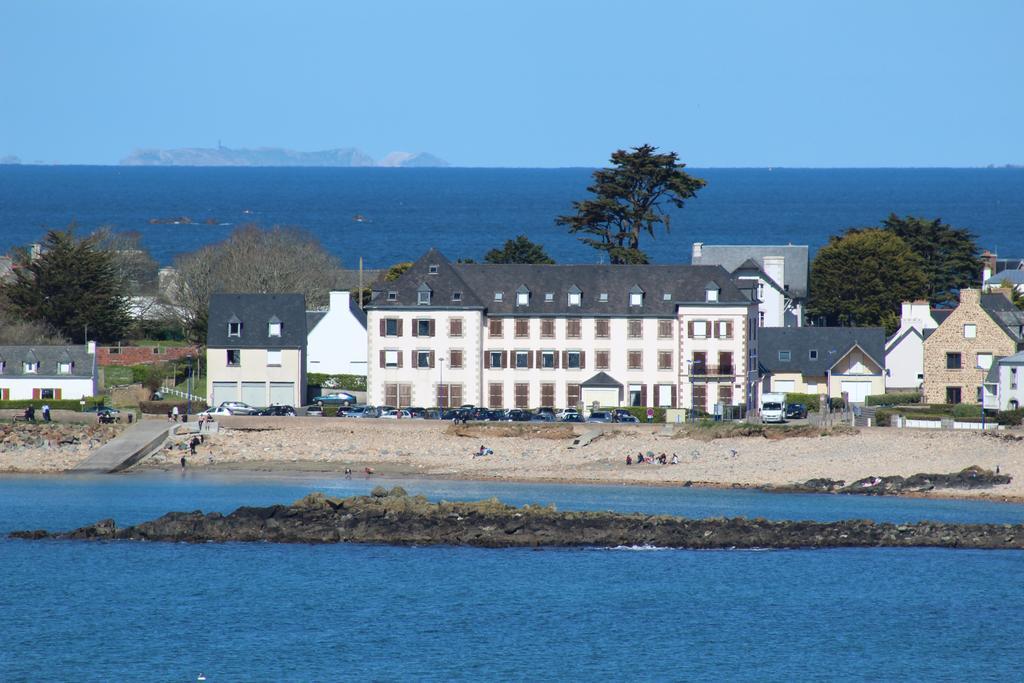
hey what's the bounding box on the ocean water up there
[1,166,1021,268]
[3,473,1024,681]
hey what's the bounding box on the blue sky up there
[1,0,1021,167]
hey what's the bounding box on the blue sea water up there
[1,166,1021,268]
[3,473,1024,681]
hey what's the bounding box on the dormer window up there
[809,350,818,360]
[428,264,439,275]
[417,283,432,305]
[387,291,398,301]
[494,292,503,302]
[598,293,608,303]
[23,362,38,374]
[452,291,462,302]
[779,351,791,362]
[228,321,242,337]
[268,317,282,337]
[58,362,73,374]
[662,293,672,301]
[705,282,720,303]
[515,286,530,307]
[544,292,554,302]
[628,285,644,307]
[568,285,582,307]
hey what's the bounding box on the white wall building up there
[0,344,97,400]
[365,250,758,413]
[306,291,368,375]
[983,351,1024,411]
[884,300,948,391]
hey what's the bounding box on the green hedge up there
[784,393,821,412]
[995,409,1024,426]
[599,406,666,423]
[308,373,367,392]
[138,400,208,415]
[866,392,922,407]
[0,399,107,411]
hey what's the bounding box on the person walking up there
[41,404,51,422]
[171,405,180,422]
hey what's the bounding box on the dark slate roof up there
[758,327,886,375]
[931,309,953,325]
[207,293,307,348]
[348,295,367,329]
[998,350,1024,366]
[368,250,751,316]
[981,293,1024,342]
[581,371,623,388]
[0,345,94,378]
[995,258,1024,272]
[691,244,809,298]
[306,311,327,333]
[986,269,1024,286]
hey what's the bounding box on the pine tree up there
[881,214,980,306]
[1,229,131,343]
[483,235,555,264]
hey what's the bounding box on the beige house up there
[365,250,759,413]
[922,289,1024,405]
[758,327,886,404]
[206,293,307,408]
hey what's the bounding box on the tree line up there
[0,145,1009,346]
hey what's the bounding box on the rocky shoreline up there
[764,465,1012,496]
[11,487,1024,550]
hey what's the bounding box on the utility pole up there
[358,256,364,311]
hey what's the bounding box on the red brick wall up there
[97,345,199,367]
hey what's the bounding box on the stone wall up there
[97,345,198,367]
[922,289,1016,404]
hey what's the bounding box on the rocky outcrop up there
[0,423,121,454]
[766,466,1012,496]
[10,488,1024,549]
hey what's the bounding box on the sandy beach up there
[4,416,1023,502]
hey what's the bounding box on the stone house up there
[922,289,1024,405]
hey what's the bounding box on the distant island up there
[120,146,449,168]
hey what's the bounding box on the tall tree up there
[881,213,979,305]
[169,225,343,342]
[808,228,928,333]
[93,227,160,295]
[556,145,706,264]
[1,229,131,342]
[483,235,555,264]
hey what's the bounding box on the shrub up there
[951,403,983,419]
[784,393,821,412]
[0,399,107,411]
[873,409,894,427]
[308,373,367,392]
[829,397,847,411]
[138,400,208,415]
[866,392,922,407]
[995,409,1024,426]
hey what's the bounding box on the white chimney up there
[762,256,785,290]
[691,242,703,260]
[328,290,350,310]
[87,341,96,355]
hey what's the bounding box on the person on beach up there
[344,467,352,479]
[671,454,679,465]
[636,452,644,464]
[24,405,36,422]
[42,404,51,422]
[189,436,199,456]
[172,405,179,422]
[167,408,173,421]
[626,454,632,466]
[180,455,187,470]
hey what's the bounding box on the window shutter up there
[640,384,648,407]
[484,351,491,369]
[562,351,569,368]
[535,351,542,368]
[397,352,403,368]
[429,320,436,337]
[412,320,419,337]
[55,388,62,400]
[429,351,435,368]
[379,350,386,368]
[671,384,678,408]
[688,321,694,338]
[379,319,386,336]
[579,351,586,369]
[712,321,719,339]
[725,321,733,338]
[554,351,560,369]
[410,351,416,367]
[397,320,404,336]
[32,388,40,399]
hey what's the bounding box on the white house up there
[983,351,1024,411]
[0,343,97,400]
[306,291,368,375]
[690,242,808,327]
[206,293,308,408]
[365,249,759,413]
[884,301,949,391]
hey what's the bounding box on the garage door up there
[241,382,266,407]
[773,380,796,393]
[211,382,238,407]
[269,382,295,406]
[841,381,872,404]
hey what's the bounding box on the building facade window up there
[541,319,555,338]
[488,382,503,409]
[566,318,582,339]
[384,318,401,336]
[387,291,397,301]
[488,351,504,369]
[657,320,672,338]
[514,383,529,408]
[627,319,642,339]
[384,383,412,408]
[778,351,791,362]
[494,292,503,302]
[946,353,962,370]
[567,383,581,408]
[627,350,643,370]
[267,350,282,366]
[228,322,241,337]
[595,350,610,370]
[629,292,643,306]
[417,351,432,368]
[416,319,433,337]
[719,352,734,375]
[717,321,732,339]
[489,319,503,337]
[58,362,72,374]
[658,351,672,370]
[449,350,463,369]
[515,319,530,338]
[809,350,818,360]
[226,350,241,367]
[595,319,610,338]
[515,351,530,369]
[976,353,993,370]
[945,386,962,404]
[540,383,555,408]
[568,292,581,306]
[598,292,608,303]
[452,291,462,302]
[566,351,582,369]
[691,321,707,338]
[417,290,431,305]
[964,324,977,339]
[449,318,463,337]
[268,322,282,337]
[383,350,400,368]
[516,291,530,306]
[718,384,734,405]
[541,351,555,369]
[692,384,707,412]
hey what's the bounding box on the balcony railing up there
[688,365,735,377]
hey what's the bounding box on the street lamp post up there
[186,357,193,417]
[438,356,445,411]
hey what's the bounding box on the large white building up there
[365,250,759,413]
[0,344,97,400]
[306,291,368,375]
[884,300,949,391]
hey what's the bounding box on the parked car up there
[198,406,232,417]
[617,414,640,424]
[311,392,357,406]
[785,403,808,420]
[218,401,258,415]
[380,409,412,419]
[611,409,633,422]
[406,407,428,419]
[341,405,379,418]
[255,405,296,417]
[530,412,555,422]
[536,407,556,419]
[587,411,614,423]
[303,404,324,417]
[562,412,585,423]
[83,405,121,416]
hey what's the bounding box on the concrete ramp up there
[568,428,603,449]
[72,421,173,473]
